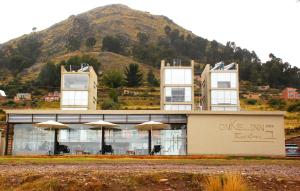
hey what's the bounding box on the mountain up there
[0,4,195,82]
[0,4,299,90]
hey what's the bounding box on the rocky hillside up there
[0,4,195,82]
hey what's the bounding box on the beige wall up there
[187,114,285,156]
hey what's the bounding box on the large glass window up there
[211,90,237,105]
[62,91,88,106]
[13,124,54,155]
[211,73,237,88]
[12,123,187,155]
[165,87,191,102]
[63,74,89,90]
[165,69,192,85]
[164,104,192,111]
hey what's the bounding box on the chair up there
[99,145,114,154]
[57,144,70,154]
[150,145,161,155]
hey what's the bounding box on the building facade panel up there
[187,114,285,156]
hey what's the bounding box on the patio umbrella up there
[35,120,69,155]
[85,120,119,154]
[135,121,168,154]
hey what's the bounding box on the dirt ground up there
[0,160,300,191]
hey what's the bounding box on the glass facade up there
[211,73,237,88]
[63,74,89,90]
[61,91,88,106]
[13,124,54,155]
[12,122,187,155]
[164,69,192,85]
[165,87,192,102]
[164,105,192,111]
[211,90,237,105]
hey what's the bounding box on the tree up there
[85,37,96,49]
[147,69,159,87]
[101,98,120,110]
[102,36,123,53]
[7,55,31,74]
[66,36,81,51]
[102,70,123,88]
[124,64,143,87]
[61,55,101,75]
[37,62,60,87]
[137,32,149,45]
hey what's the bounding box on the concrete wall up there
[187,113,285,156]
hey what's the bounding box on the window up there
[217,81,231,88]
[164,104,192,111]
[62,91,88,106]
[211,73,237,88]
[211,106,238,111]
[165,87,191,102]
[211,90,237,105]
[63,74,89,90]
[165,69,192,85]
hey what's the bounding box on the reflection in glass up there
[13,124,54,155]
[63,74,89,89]
[12,123,187,156]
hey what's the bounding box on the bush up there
[102,70,123,88]
[203,173,248,191]
[268,98,286,110]
[246,99,257,105]
[102,36,123,53]
[287,101,300,112]
[101,99,120,110]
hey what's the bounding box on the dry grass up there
[203,173,249,191]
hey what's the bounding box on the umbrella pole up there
[101,127,105,154]
[148,130,152,155]
[54,129,58,155]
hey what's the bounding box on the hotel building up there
[1,61,285,156]
[201,62,240,111]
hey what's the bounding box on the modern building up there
[201,62,240,111]
[160,60,194,111]
[2,62,286,157]
[281,87,300,100]
[4,110,285,156]
[60,64,97,110]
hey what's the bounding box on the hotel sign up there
[219,119,276,142]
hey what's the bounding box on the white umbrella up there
[135,121,168,154]
[85,120,119,154]
[35,120,69,155]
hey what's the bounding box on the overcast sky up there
[1,0,299,66]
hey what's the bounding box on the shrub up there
[246,99,257,105]
[203,173,248,191]
[101,99,120,110]
[287,101,300,112]
[268,98,286,110]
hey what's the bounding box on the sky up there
[0,0,299,67]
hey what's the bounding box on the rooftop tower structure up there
[160,59,194,111]
[60,64,97,110]
[201,62,240,111]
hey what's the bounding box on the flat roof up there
[4,109,285,116]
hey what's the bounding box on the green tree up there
[102,70,123,88]
[147,69,159,87]
[85,37,96,49]
[102,36,123,53]
[61,55,101,75]
[101,98,120,110]
[7,55,31,74]
[108,89,119,102]
[124,64,143,87]
[67,36,81,51]
[37,62,60,87]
